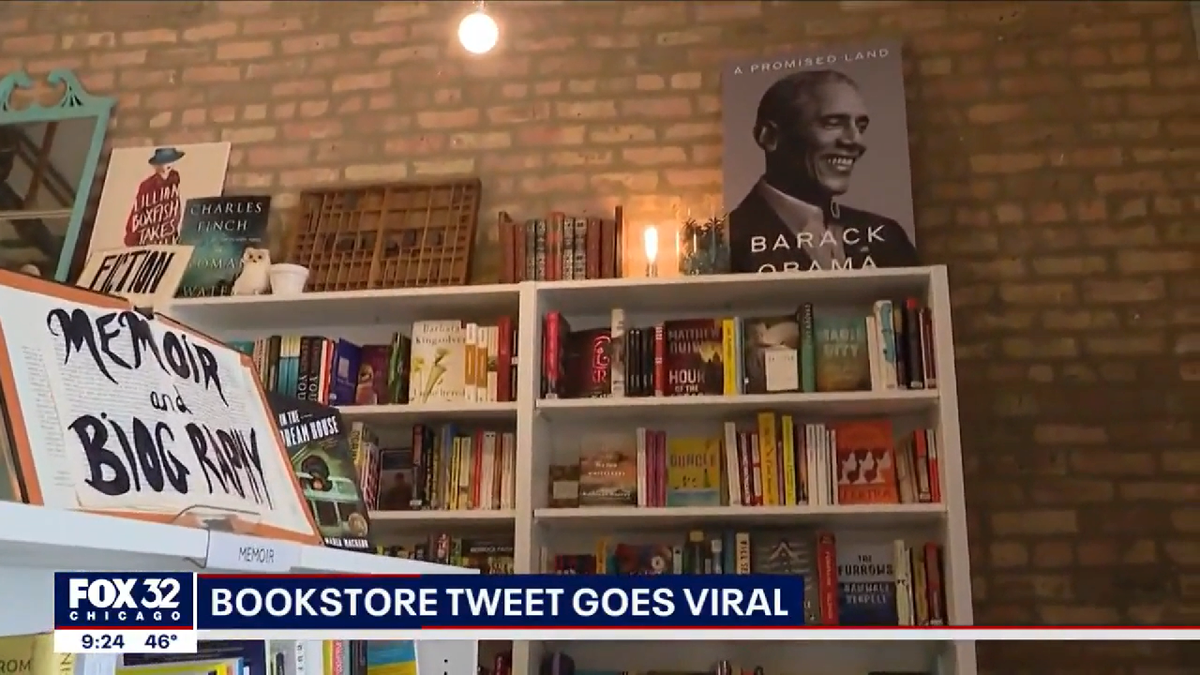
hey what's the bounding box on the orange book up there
[832,420,899,504]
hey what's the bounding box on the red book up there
[927,430,942,503]
[543,312,569,398]
[816,531,838,624]
[497,316,513,401]
[924,543,945,625]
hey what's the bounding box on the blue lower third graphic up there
[55,572,196,629]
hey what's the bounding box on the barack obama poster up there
[722,41,918,274]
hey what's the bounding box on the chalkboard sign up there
[77,244,193,309]
[0,269,321,544]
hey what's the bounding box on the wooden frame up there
[0,69,114,281]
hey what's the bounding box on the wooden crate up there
[283,179,481,291]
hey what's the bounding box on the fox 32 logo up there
[65,575,185,624]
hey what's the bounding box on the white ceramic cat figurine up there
[231,247,271,295]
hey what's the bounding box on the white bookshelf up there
[166,265,975,675]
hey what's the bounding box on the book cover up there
[175,195,271,298]
[267,393,373,551]
[409,320,466,404]
[0,633,54,675]
[665,436,722,506]
[722,42,918,273]
[750,532,819,625]
[836,540,897,625]
[663,318,724,396]
[613,543,673,575]
[815,311,871,391]
[365,641,416,675]
[741,315,800,394]
[376,447,414,511]
[355,345,390,406]
[564,328,612,398]
[386,334,412,405]
[833,419,899,505]
[86,142,231,256]
[578,433,637,507]
[119,641,265,675]
[347,421,381,510]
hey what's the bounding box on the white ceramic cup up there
[269,263,309,295]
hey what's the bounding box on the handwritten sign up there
[0,271,320,543]
[77,244,193,309]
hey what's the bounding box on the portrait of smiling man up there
[725,61,919,274]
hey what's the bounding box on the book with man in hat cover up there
[85,142,231,261]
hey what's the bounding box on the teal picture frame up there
[0,69,114,281]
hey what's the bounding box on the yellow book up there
[780,414,797,505]
[117,661,237,675]
[366,641,416,675]
[756,412,780,506]
[665,436,723,507]
[721,318,737,395]
[0,633,55,675]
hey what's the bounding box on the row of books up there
[541,298,938,400]
[723,416,941,507]
[377,534,515,575]
[498,208,626,283]
[545,418,939,510]
[541,530,947,626]
[232,318,519,408]
[359,423,517,512]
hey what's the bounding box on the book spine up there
[267,335,281,393]
[800,303,816,392]
[816,531,838,624]
[499,214,514,283]
[913,430,932,503]
[544,312,563,398]
[780,414,797,506]
[600,216,615,278]
[721,318,737,395]
[653,323,665,397]
[497,317,513,402]
[734,532,751,574]
[562,215,575,281]
[924,543,945,625]
[534,219,547,281]
[904,298,925,389]
[757,412,780,506]
[749,432,763,506]
[735,432,750,506]
[636,427,647,507]
[410,424,426,509]
[572,218,587,279]
[297,336,311,400]
[642,329,655,396]
[894,539,913,626]
[920,307,937,388]
[893,308,909,390]
[875,300,898,389]
[625,327,640,396]
[911,546,929,625]
[550,212,565,281]
[865,314,882,391]
[586,217,602,280]
[722,421,740,507]
[926,429,942,503]
[524,220,537,281]
[610,309,626,397]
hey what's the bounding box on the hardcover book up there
[175,195,271,298]
[750,531,820,625]
[836,540,898,625]
[565,328,612,398]
[355,344,390,405]
[376,446,415,511]
[742,315,801,394]
[578,433,637,507]
[833,420,899,504]
[409,320,466,404]
[267,393,373,551]
[665,436,722,506]
[663,319,724,396]
[815,311,871,391]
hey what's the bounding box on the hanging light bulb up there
[458,1,498,55]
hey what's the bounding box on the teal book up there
[813,309,870,392]
[366,641,416,675]
[175,195,271,297]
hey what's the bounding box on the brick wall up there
[5,0,1199,671]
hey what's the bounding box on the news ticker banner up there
[53,572,1200,653]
